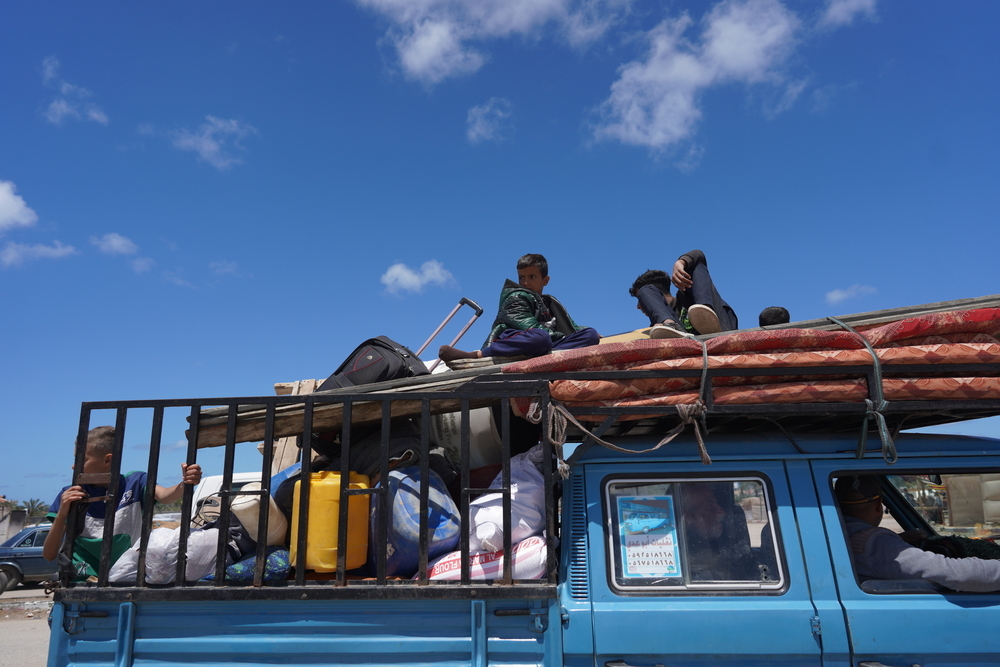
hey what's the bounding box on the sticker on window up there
[616,496,681,579]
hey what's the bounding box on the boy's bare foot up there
[439,345,481,362]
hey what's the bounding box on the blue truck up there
[45,311,1000,667]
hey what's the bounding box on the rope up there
[866,398,898,464]
[827,316,897,464]
[526,398,711,477]
[697,339,711,405]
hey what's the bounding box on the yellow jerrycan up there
[290,471,370,572]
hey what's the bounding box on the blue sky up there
[1,0,998,506]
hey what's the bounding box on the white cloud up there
[825,284,876,305]
[0,241,77,269]
[763,77,808,118]
[171,116,258,170]
[131,257,155,274]
[40,56,108,126]
[592,0,799,153]
[818,0,876,29]
[381,260,455,294]
[91,232,139,255]
[467,97,514,144]
[45,98,80,125]
[210,260,239,275]
[41,56,59,85]
[0,181,39,236]
[87,107,110,125]
[163,269,196,289]
[355,0,630,84]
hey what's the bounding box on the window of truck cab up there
[833,471,1000,593]
[603,475,785,594]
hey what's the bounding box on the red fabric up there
[862,308,1000,348]
[503,307,1000,419]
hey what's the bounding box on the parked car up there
[0,524,58,594]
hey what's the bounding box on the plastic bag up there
[108,543,140,583]
[185,529,220,582]
[109,527,220,584]
[417,535,548,581]
[469,444,545,554]
[145,527,181,584]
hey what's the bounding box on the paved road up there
[0,618,50,667]
[0,587,53,667]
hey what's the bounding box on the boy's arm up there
[43,486,88,561]
[672,249,707,291]
[153,462,203,504]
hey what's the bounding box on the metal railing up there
[58,381,558,602]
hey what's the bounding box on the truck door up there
[813,457,1000,667]
[588,461,837,666]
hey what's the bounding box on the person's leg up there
[636,284,680,325]
[637,284,693,339]
[678,263,737,332]
[552,327,600,352]
[482,328,553,358]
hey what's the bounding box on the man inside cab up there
[836,475,1000,592]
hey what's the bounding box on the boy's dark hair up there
[629,269,672,298]
[758,306,790,327]
[516,253,548,278]
[83,426,116,457]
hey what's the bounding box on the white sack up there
[469,444,545,554]
[108,527,220,584]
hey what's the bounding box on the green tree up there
[20,498,49,518]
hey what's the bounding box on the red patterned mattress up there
[501,308,1000,421]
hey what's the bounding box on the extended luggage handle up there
[416,297,484,372]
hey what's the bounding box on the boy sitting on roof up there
[629,249,738,339]
[439,253,600,363]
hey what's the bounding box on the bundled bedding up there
[501,307,1000,420]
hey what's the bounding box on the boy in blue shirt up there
[43,425,202,580]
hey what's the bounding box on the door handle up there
[859,662,921,667]
[606,661,664,667]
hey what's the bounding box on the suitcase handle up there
[459,297,484,317]
[415,297,484,371]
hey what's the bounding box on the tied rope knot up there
[865,398,897,464]
[526,398,711,478]
[828,316,897,464]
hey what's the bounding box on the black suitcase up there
[317,336,429,391]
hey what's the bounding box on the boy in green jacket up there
[440,253,599,363]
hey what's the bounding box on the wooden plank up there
[258,379,319,474]
[197,365,504,422]
[196,395,497,449]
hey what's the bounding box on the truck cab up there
[565,430,1000,667]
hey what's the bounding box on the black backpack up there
[318,336,429,391]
